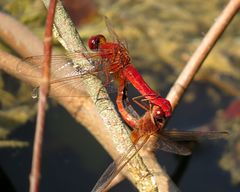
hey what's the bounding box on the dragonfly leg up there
[132,95,150,111]
[141,93,161,102]
[95,78,113,102]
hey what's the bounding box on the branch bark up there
[0,4,163,192]
[41,0,161,191]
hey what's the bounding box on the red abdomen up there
[123,65,172,117]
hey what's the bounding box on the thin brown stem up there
[167,0,240,109]
[0,10,111,174]
[29,1,57,192]
[147,1,240,190]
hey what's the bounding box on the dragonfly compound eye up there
[152,107,166,123]
[88,34,106,51]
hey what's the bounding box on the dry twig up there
[29,0,57,192]
[167,0,240,108]
[145,1,240,190]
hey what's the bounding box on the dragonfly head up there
[151,106,166,127]
[88,34,106,51]
[150,97,172,118]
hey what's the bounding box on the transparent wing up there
[161,130,229,141]
[91,135,150,192]
[154,134,192,156]
[16,51,113,79]
[152,130,229,156]
[16,50,115,97]
[104,16,128,50]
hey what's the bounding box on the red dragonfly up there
[17,17,171,121]
[16,17,228,191]
[91,77,229,192]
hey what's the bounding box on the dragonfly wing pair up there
[154,129,229,155]
[91,135,150,192]
[17,51,115,98]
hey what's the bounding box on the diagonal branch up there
[40,0,160,191]
[0,4,162,192]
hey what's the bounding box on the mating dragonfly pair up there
[17,18,228,192]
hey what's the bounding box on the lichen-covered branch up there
[0,6,164,192]
[41,0,160,191]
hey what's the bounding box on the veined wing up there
[91,135,150,192]
[150,130,229,156]
[104,16,129,50]
[16,50,113,79]
[161,130,229,141]
[16,50,114,97]
[153,134,192,156]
